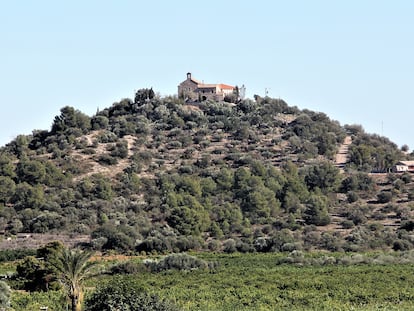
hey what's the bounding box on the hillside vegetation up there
[0,89,413,253]
[9,252,414,311]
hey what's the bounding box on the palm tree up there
[51,248,97,311]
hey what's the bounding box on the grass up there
[87,253,414,310]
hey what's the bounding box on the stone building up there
[393,161,414,173]
[177,72,235,101]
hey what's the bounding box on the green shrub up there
[377,190,393,203]
[340,220,355,229]
[82,148,96,155]
[96,131,118,143]
[0,281,11,309]
[145,253,208,272]
[167,141,182,149]
[85,278,180,311]
[346,208,368,225]
[393,239,412,251]
[136,237,172,254]
[109,261,145,275]
[400,220,414,231]
[223,239,237,253]
[347,191,359,203]
[207,240,221,251]
[0,249,36,263]
[110,140,129,158]
[97,154,118,165]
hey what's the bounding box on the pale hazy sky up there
[1,1,413,149]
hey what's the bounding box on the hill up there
[0,89,413,253]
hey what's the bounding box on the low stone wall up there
[0,233,90,250]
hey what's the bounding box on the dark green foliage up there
[85,278,180,311]
[392,239,412,251]
[97,154,118,165]
[96,130,118,143]
[91,115,109,130]
[78,174,113,200]
[0,153,16,177]
[377,190,393,203]
[7,135,30,158]
[43,161,70,187]
[340,220,355,229]
[11,182,45,210]
[283,111,345,158]
[301,161,340,193]
[280,161,309,204]
[401,172,412,184]
[109,261,145,275]
[91,224,135,252]
[340,172,375,192]
[0,249,36,263]
[346,191,359,203]
[269,229,296,252]
[348,131,402,171]
[136,237,172,254]
[303,194,330,226]
[166,193,210,236]
[37,241,65,262]
[15,256,48,291]
[234,168,280,223]
[400,220,414,231]
[16,159,46,185]
[51,106,91,135]
[109,140,129,159]
[29,211,66,233]
[343,206,368,225]
[134,88,155,105]
[14,241,64,291]
[223,239,237,253]
[0,176,16,204]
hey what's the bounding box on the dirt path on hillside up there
[72,134,136,182]
[335,135,352,170]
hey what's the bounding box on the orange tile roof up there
[218,84,234,89]
[182,73,234,90]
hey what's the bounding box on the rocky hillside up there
[0,89,413,253]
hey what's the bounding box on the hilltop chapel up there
[177,72,235,102]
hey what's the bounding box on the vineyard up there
[6,252,414,310]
